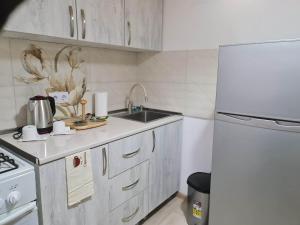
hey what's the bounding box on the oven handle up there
[0,202,36,225]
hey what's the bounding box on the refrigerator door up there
[216,40,300,122]
[210,116,300,225]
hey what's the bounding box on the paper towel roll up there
[95,92,108,117]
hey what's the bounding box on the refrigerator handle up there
[274,120,300,127]
[221,113,253,121]
[216,113,300,132]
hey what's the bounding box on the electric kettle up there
[27,96,56,134]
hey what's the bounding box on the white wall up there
[164,0,300,194]
[180,117,214,193]
[164,0,300,50]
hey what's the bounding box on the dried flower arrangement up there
[16,44,87,117]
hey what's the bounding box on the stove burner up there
[0,152,19,174]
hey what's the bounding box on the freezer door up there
[216,40,300,122]
[210,119,300,225]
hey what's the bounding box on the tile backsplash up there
[137,49,218,119]
[0,37,137,130]
[0,37,217,130]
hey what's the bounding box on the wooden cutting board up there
[63,117,107,130]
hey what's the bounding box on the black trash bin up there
[187,172,211,225]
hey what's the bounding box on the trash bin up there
[187,172,211,225]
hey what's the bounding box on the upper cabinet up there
[4,0,77,40]
[125,0,163,50]
[76,0,124,46]
[3,0,163,51]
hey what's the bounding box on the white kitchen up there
[0,1,299,225]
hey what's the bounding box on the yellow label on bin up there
[192,202,202,219]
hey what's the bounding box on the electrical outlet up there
[49,92,69,104]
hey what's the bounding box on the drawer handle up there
[121,207,140,223]
[122,148,140,159]
[122,178,140,191]
[102,147,107,176]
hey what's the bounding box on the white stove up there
[0,147,38,225]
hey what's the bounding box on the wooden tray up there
[63,117,107,130]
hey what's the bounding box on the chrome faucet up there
[127,83,148,113]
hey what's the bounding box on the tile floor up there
[142,197,189,225]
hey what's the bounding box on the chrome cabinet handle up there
[102,147,107,176]
[68,6,75,37]
[122,178,140,191]
[127,21,132,46]
[152,130,156,152]
[122,148,140,158]
[81,9,86,39]
[121,207,140,223]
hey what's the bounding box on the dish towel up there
[65,150,94,207]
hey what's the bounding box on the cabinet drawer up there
[108,130,153,178]
[109,161,149,210]
[109,191,148,225]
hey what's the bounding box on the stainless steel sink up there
[114,110,172,123]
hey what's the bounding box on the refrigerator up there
[209,40,300,225]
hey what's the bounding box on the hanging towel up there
[65,150,94,206]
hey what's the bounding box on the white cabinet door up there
[125,0,163,50]
[38,145,109,225]
[76,0,124,45]
[4,0,77,40]
[149,121,183,212]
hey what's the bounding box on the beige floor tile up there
[142,197,188,225]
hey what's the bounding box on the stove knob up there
[0,198,4,209]
[7,191,21,206]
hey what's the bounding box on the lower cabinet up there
[109,161,149,210]
[37,145,109,225]
[109,190,149,225]
[37,120,182,225]
[149,121,183,212]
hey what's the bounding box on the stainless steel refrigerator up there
[210,40,300,225]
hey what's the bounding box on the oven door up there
[0,202,38,225]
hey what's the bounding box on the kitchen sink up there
[114,110,172,123]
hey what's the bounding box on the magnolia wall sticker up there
[16,44,87,117]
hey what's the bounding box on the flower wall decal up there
[16,44,87,117]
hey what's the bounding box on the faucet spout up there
[128,83,148,113]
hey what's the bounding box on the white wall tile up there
[0,38,13,86]
[0,38,140,129]
[142,82,185,113]
[88,47,137,83]
[184,83,216,119]
[0,38,16,129]
[137,51,187,83]
[137,49,218,119]
[186,49,218,85]
[0,87,17,129]
[88,81,136,111]
[0,38,219,129]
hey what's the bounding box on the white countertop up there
[0,116,183,165]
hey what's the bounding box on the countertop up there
[0,115,183,165]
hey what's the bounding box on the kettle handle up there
[47,96,56,116]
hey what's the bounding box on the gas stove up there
[0,146,38,224]
[0,152,19,175]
